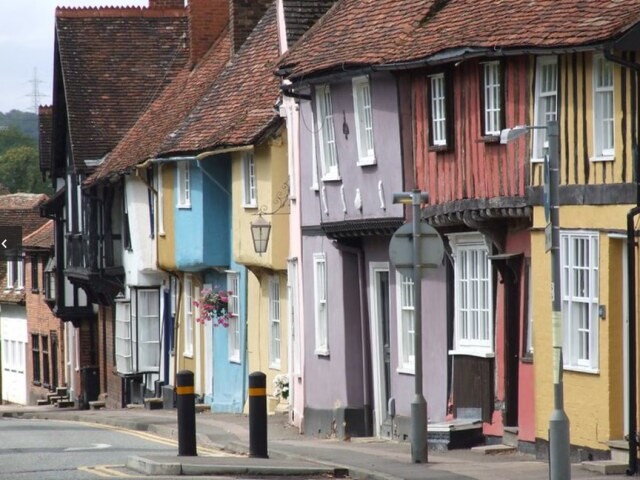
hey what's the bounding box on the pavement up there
[0,403,629,479]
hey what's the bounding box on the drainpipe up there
[333,240,372,437]
[604,49,640,476]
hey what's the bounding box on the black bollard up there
[248,371,268,458]
[176,370,197,456]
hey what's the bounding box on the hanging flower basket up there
[193,286,232,327]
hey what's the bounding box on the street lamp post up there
[501,120,570,480]
[393,190,429,463]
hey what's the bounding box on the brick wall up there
[25,254,66,405]
[99,305,124,409]
[189,0,229,66]
[230,0,272,53]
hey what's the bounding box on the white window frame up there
[396,272,415,374]
[592,54,615,161]
[310,115,319,191]
[532,56,558,163]
[482,61,502,136]
[269,275,281,368]
[561,230,599,372]
[115,301,133,374]
[448,233,494,357]
[227,272,240,363]
[133,288,160,373]
[177,161,191,208]
[315,84,340,181]
[429,73,447,146]
[242,152,257,207]
[313,253,329,355]
[5,259,13,289]
[16,258,24,290]
[352,76,376,165]
[183,274,193,357]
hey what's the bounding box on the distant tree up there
[0,146,52,195]
[0,125,36,154]
[0,110,38,140]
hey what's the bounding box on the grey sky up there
[0,0,148,114]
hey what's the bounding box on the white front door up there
[369,262,391,437]
[1,310,27,405]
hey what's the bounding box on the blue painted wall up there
[209,259,248,413]
[175,156,231,270]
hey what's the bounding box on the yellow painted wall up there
[245,268,288,410]
[532,204,629,449]
[158,163,176,271]
[529,51,637,188]
[231,132,289,270]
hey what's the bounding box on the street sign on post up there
[389,222,444,277]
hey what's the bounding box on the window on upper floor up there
[561,231,599,372]
[532,56,558,162]
[242,152,257,207]
[31,257,39,293]
[31,334,40,385]
[315,84,340,181]
[177,161,191,208]
[227,272,240,363]
[396,272,415,374]
[6,257,24,290]
[427,72,454,149]
[157,164,165,236]
[449,233,494,357]
[352,76,376,165]
[593,54,615,161]
[313,252,329,355]
[481,61,504,137]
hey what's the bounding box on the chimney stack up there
[149,0,185,9]
[189,0,229,67]
[230,0,271,53]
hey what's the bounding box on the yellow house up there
[232,129,290,412]
[530,49,637,457]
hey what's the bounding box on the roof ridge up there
[55,6,186,18]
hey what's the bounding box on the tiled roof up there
[39,106,53,172]
[160,3,282,155]
[0,194,49,238]
[88,27,232,183]
[282,0,337,49]
[280,0,640,80]
[54,7,189,171]
[22,220,54,250]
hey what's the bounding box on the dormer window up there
[352,76,375,165]
[177,161,191,208]
[427,71,454,150]
[481,61,504,137]
[6,257,24,290]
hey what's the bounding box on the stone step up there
[55,387,68,397]
[471,444,517,455]
[144,397,163,410]
[47,395,64,404]
[608,439,638,463]
[502,426,518,448]
[36,399,50,406]
[55,400,74,408]
[582,460,628,475]
[195,403,210,413]
[89,400,106,410]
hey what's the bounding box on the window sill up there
[243,204,258,209]
[315,348,330,357]
[590,156,614,163]
[310,184,319,192]
[321,173,341,183]
[448,348,495,359]
[478,135,500,144]
[269,363,282,371]
[396,367,415,375]
[229,356,241,365]
[177,204,192,210]
[564,365,599,375]
[356,159,376,167]
[521,353,534,364]
[183,352,193,359]
[530,158,545,164]
[428,144,450,153]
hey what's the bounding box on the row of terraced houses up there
[2,0,640,464]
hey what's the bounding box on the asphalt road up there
[0,417,204,479]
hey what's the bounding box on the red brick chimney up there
[149,0,184,9]
[188,0,229,67]
[230,0,271,53]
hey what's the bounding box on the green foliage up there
[0,137,51,195]
[0,110,38,140]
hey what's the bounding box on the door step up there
[427,419,484,450]
[582,460,628,475]
[502,426,518,448]
[471,444,517,455]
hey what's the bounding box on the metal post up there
[547,120,571,479]
[410,190,428,463]
[176,370,197,456]
[248,371,268,458]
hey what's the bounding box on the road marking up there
[78,465,136,478]
[65,443,111,451]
